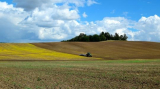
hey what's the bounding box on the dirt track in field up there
[32,41,160,60]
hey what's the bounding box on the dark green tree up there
[81,36,89,42]
[110,34,114,40]
[100,32,105,36]
[119,35,124,40]
[99,32,106,41]
[88,35,93,42]
[114,33,120,40]
[121,34,128,41]
[100,35,106,41]
[92,34,100,42]
[105,32,110,40]
[64,32,128,42]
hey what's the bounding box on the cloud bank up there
[0,1,160,42]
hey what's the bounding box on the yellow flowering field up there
[0,43,88,60]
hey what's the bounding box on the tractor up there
[80,52,92,57]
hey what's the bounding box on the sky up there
[0,0,160,43]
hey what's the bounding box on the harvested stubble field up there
[32,41,160,60]
[0,60,160,89]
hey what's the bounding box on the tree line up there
[62,32,128,42]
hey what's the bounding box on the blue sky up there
[80,0,160,21]
[0,0,160,42]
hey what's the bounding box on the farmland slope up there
[0,43,89,60]
[32,41,160,60]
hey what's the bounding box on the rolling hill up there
[0,41,159,60]
[0,43,89,60]
[32,41,160,60]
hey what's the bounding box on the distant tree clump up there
[62,32,128,42]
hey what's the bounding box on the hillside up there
[32,41,160,60]
[0,43,89,60]
[0,41,159,60]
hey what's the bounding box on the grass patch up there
[104,59,160,63]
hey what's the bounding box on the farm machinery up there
[80,52,92,57]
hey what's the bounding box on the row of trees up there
[63,32,128,42]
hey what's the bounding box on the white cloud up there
[39,28,67,40]
[87,0,98,6]
[13,0,51,11]
[83,12,88,18]
[133,15,160,41]
[20,5,80,26]
[0,1,34,42]
[0,2,13,9]
[13,0,89,11]
[0,1,87,42]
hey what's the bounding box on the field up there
[0,41,160,89]
[0,41,159,60]
[32,41,160,60]
[0,43,92,61]
[0,60,160,89]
